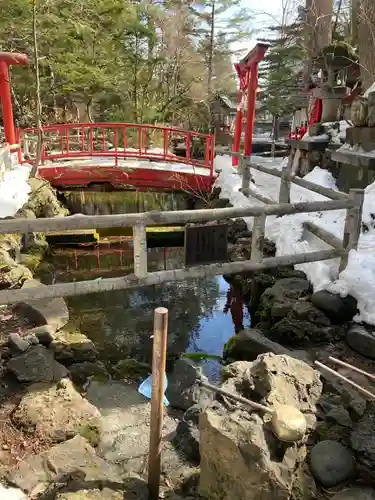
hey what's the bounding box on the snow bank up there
[0,484,26,500]
[0,149,31,218]
[214,154,375,325]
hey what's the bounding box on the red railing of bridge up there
[18,123,215,176]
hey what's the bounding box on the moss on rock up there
[112,358,151,381]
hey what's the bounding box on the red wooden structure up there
[19,123,216,192]
[232,43,269,166]
[0,52,28,146]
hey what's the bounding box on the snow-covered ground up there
[215,154,375,326]
[0,150,31,218]
[0,485,26,500]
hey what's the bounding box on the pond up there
[46,240,251,381]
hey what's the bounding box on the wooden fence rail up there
[0,153,364,305]
[239,154,365,276]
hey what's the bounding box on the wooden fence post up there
[251,214,266,262]
[133,223,147,277]
[339,188,365,272]
[241,155,251,192]
[148,307,168,500]
[278,156,293,204]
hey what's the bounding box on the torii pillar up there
[0,52,28,145]
[232,43,269,166]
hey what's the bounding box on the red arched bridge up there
[18,123,216,193]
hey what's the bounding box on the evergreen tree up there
[259,21,305,121]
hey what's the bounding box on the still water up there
[47,241,250,380]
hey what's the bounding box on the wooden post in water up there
[148,307,168,500]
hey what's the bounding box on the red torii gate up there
[232,43,269,167]
[0,52,28,146]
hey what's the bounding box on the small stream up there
[43,191,251,380]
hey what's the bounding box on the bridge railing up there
[0,191,363,305]
[18,123,215,175]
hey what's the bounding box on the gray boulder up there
[166,358,212,411]
[29,324,55,345]
[223,328,289,363]
[49,328,98,364]
[12,379,101,442]
[346,323,375,360]
[351,401,375,478]
[311,290,358,324]
[8,332,30,353]
[309,440,356,487]
[8,435,122,494]
[199,354,323,500]
[7,345,68,383]
[15,279,69,332]
[258,278,311,325]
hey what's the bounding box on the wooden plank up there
[339,188,365,272]
[0,199,354,235]
[241,187,276,205]
[184,223,228,266]
[251,215,266,262]
[133,223,147,278]
[0,248,344,305]
[250,162,348,200]
[303,221,343,250]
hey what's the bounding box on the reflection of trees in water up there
[67,276,220,364]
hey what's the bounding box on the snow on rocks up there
[213,154,375,325]
[0,148,31,219]
[0,484,26,500]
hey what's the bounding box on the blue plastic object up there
[138,374,169,406]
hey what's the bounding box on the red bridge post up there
[0,52,28,146]
[232,43,269,167]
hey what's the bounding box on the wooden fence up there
[239,154,364,273]
[0,179,362,304]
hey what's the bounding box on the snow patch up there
[0,150,31,218]
[214,154,375,325]
[0,484,27,500]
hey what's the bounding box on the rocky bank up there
[0,184,374,498]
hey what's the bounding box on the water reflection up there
[46,242,250,380]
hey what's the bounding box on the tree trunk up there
[207,1,215,98]
[31,0,43,178]
[303,0,333,88]
[358,0,375,91]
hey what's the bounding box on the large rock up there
[49,327,98,364]
[237,353,323,416]
[69,361,109,385]
[257,278,311,326]
[346,323,375,360]
[331,488,375,500]
[12,379,101,442]
[200,406,306,500]
[350,401,375,478]
[7,345,68,383]
[311,290,358,324]
[223,328,290,363]
[15,280,69,332]
[25,178,62,218]
[166,358,212,411]
[199,354,323,499]
[8,436,122,494]
[268,317,344,348]
[309,440,356,487]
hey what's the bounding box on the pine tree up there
[259,20,305,123]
